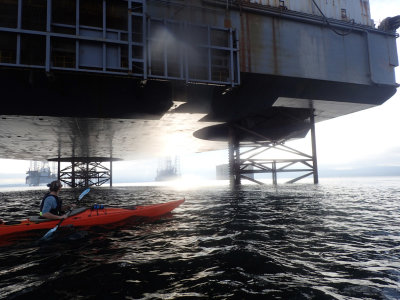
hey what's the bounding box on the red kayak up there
[0,199,184,237]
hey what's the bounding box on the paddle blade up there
[78,188,90,201]
[40,225,58,241]
[40,213,69,241]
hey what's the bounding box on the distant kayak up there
[0,199,184,237]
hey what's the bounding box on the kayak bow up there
[0,199,184,237]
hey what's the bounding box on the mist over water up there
[0,178,400,299]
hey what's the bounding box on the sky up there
[0,0,399,184]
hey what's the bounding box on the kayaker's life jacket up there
[39,193,62,216]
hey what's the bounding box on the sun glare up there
[166,175,229,190]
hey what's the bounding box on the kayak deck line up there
[0,199,184,237]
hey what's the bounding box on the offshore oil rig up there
[0,0,398,186]
[155,156,181,181]
[25,161,57,186]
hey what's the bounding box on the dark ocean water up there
[0,177,400,299]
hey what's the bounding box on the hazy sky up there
[0,0,399,183]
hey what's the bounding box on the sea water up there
[0,177,399,299]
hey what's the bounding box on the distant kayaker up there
[40,180,70,220]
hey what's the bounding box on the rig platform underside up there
[0,0,398,162]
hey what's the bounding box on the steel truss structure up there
[228,112,319,186]
[49,157,117,188]
[0,0,240,86]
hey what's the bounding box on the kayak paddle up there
[40,188,90,241]
[78,188,90,201]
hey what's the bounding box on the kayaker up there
[40,180,70,220]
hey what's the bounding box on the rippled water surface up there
[1,178,400,299]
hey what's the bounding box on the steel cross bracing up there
[0,0,240,86]
[228,115,319,186]
[59,161,112,188]
[229,140,316,185]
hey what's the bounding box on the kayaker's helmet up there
[47,180,62,192]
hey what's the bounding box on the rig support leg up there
[57,160,60,181]
[310,107,319,184]
[272,161,277,185]
[85,162,89,187]
[71,159,76,188]
[228,127,241,187]
[110,159,113,187]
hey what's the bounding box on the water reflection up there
[0,179,400,299]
